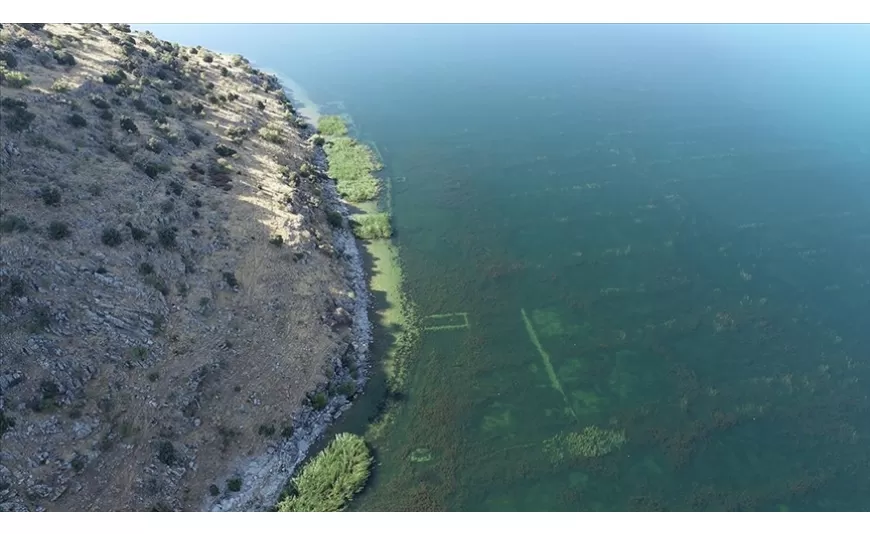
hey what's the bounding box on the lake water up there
[144,24,870,511]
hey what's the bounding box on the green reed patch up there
[350,212,392,240]
[277,432,373,512]
[317,115,348,137]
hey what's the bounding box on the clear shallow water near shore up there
[144,24,870,511]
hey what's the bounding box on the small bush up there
[51,78,73,93]
[268,234,284,247]
[13,37,33,49]
[326,210,345,229]
[220,66,229,76]
[101,227,123,247]
[0,410,16,437]
[129,224,148,241]
[114,84,133,97]
[54,51,76,66]
[67,113,87,128]
[256,100,265,111]
[208,484,220,496]
[90,95,111,109]
[98,109,113,121]
[310,134,326,147]
[222,272,239,289]
[157,441,176,466]
[102,69,127,85]
[41,186,62,206]
[47,221,70,240]
[276,433,372,512]
[213,143,236,157]
[226,477,242,492]
[145,137,163,153]
[258,125,284,144]
[157,93,172,105]
[119,116,138,134]
[0,51,18,69]
[191,102,204,115]
[257,424,275,437]
[202,54,214,63]
[186,131,203,146]
[2,70,32,88]
[157,226,176,248]
[309,391,328,411]
[226,126,247,142]
[0,215,29,233]
[351,213,392,240]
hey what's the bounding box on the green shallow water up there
[144,24,870,511]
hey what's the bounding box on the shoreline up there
[206,79,377,512]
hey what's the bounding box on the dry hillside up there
[0,23,370,511]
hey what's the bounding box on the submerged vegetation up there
[544,427,627,463]
[277,433,373,512]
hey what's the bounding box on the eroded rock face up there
[0,23,370,512]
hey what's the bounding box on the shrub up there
[213,143,236,157]
[41,186,62,206]
[101,227,123,246]
[227,93,239,102]
[268,234,283,247]
[51,78,72,93]
[308,391,328,411]
[222,272,239,289]
[226,478,242,492]
[114,84,133,97]
[1,98,36,132]
[98,109,113,121]
[208,484,220,496]
[191,102,204,115]
[143,162,167,178]
[157,93,172,105]
[310,134,325,147]
[90,95,111,109]
[145,137,163,153]
[202,54,214,63]
[67,113,87,128]
[0,51,18,69]
[220,66,229,76]
[157,226,176,248]
[54,51,76,66]
[0,215,29,233]
[276,433,372,512]
[157,441,176,466]
[47,221,70,240]
[128,224,148,241]
[119,116,138,134]
[0,410,16,437]
[257,424,275,437]
[13,37,33,49]
[102,69,127,85]
[186,131,202,146]
[2,70,32,88]
[256,100,265,111]
[326,210,343,228]
[226,126,247,142]
[258,125,284,144]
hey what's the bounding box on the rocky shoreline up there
[206,124,374,512]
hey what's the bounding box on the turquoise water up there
[145,24,870,511]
